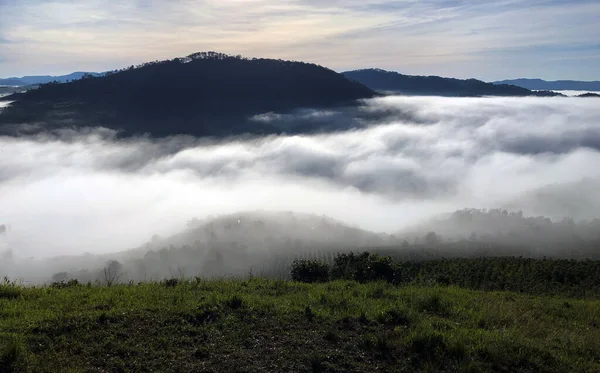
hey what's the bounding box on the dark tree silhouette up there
[343,69,564,97]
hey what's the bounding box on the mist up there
[2,95,600,282]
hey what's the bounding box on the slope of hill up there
[493,78,600,92]
[0,52,375,137]
[0,72,102,86]
[2,278,600,372]
[343,69,563,97]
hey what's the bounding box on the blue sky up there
[0,0,598,81]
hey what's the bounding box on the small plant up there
[291,260,330,283]
[377,308,411,326]
[324,329,339,343]
[0,335,27,372]
[304,305,316,322]
[418,294,452,317]
[193,346,210,360]
[405,328,448,362]
[224,295,245,310]
[376,332,393,356]
[358,311,370,324]
[0,286,21,300]
[50,279,80,289]
[188,305,222,325]
[162,278,179,288]
[309,353,323,373]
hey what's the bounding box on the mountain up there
[492,78,600,92]
[0,78,28,86]
[343,69,563,97]
[0,52,375,137]
[0,72,103,86]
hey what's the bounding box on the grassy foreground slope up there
[1,279,599,372]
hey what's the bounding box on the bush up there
[0,278,21,300]
[291,260,330,283]
[331,252,398,283]
[161,278,179,288]
[224,295,245,310]
[50,279,80,289]
[405,328,448,361]
[0,334,27,372]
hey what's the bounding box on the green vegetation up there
[1,273,600,372]
[292,253,600,298]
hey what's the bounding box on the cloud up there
[1,95,600,261]
[0,0,598,80]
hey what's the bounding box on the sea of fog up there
[1,95,600,259]
[553,90,597,96]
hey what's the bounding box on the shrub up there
[162,278,179,287]
[0,278,21,300]
[224,295,245,310]
[0,335,27,372]
[291,260,330,283]
[417,294,453,317]
[50,279,80,289]
[405,328,448,361]
[377,308,411,326]
[304,305,316,322]
[331,252,398,283]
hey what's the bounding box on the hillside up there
[0,52,375,138]
[2,275,600,372]
[493,78,600,92]
[343,69,563,97]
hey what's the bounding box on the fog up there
[2,95,600,282]
[554,90,597,96]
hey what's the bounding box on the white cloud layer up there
[1,95,600,259]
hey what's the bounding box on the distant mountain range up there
[492,78,600,92]
[2,54,597,139]
[0,72,103,86]
[342,69,562,97]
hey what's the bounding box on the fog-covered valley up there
[2,95,600,283]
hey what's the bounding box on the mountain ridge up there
[343,68,563,97]
[492,78,600,92]
[0,72,103,86]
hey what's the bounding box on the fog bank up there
[1,95,600,265]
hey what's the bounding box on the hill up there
[0,52,375,138]
[0,72,103,86]
[343,69,563,97]
[492,78,600,92]
[577,92,600,98]
[8,208,600,286]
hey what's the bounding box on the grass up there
[0,279,599,372]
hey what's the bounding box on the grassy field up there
[1,278,600,372]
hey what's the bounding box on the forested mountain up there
[343,69,563,97]
[0,52,375,137]
[493,78,600,92]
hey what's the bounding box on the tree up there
[103,260,124,287]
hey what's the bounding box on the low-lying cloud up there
[1,95,600,261]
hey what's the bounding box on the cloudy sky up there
[0,0,598,80]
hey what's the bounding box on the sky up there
[0,0,598,82]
